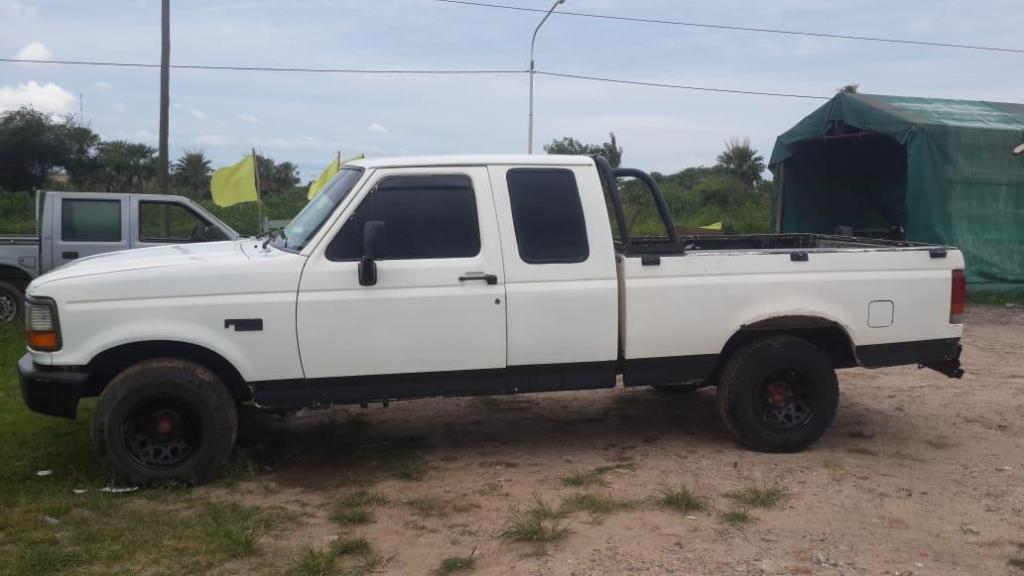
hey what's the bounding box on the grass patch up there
[721,510,753,526]
[727,485,786,508]
[561,463,636,487]
[658,486,706,514]
[330,490,388,526]
[435,552,476,575]
[560,493,633,521]
[195,501,285,559]
[1010,558,1024,570]
[500,498,570,545]
[286,538,383,576]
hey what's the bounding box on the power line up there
[0,57,526,74]
[0,57,832,99]
[432,0,1024,55]
[536,71,829,100]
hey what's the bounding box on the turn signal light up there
[950,269,966,324]
[27,330,60,351]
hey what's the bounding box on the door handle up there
[458,273,498,285]
[62,251,79,260]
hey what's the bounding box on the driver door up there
[296,166,507,395]
[131,197,228,247]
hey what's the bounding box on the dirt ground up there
[208,307,1024,576]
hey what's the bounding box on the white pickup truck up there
[18,155,966,484]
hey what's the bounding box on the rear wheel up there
[0,280,23,325]
[93,358,238,485]
[717,335,838,452]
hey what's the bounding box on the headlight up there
[25,298,61,352]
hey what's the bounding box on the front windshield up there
[271,167,364,251]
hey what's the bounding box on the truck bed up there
[623,233,940,255]
[1,235,39,246]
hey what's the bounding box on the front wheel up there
[0,280,23,325]
[93,358,238,485]
[717,335,838,452]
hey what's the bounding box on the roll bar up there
[593,156,679,247]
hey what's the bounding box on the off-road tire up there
[0,280,23,325]
[717,335,838,452]
[93,358,238,485]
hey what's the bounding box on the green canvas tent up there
[769,93,1024,294]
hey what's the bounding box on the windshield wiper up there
[261,227,287,250]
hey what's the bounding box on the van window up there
[61,199,121,242]
[327,174,480,261]
[506,169,589,264]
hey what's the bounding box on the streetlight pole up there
[158,0,170,193]
[528,0,565,154]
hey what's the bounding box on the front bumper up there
[18,353,89,419]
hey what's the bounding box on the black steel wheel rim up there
[0,289,16,324]
[122,397,202,469]
[755,369,814,431]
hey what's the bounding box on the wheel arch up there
[85,340,252,402]
[0,264,32,287]
[717,314,858,375]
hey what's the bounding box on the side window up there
[139,202,225,242]
[326,174,481,261]
[61,199,121,242]
[506,169,589,264]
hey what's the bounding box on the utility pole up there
[528,0,565,154]
[158,0,170,193]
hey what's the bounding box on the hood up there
[31,240,250,288]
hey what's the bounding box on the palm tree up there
[172,149,213,198]
[716,137,765,189]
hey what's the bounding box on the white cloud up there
[112,101,126,111]
[173,102,184,110]
[190,108,206,119]
[368,122,388,134]
[15,41,52,61]
[0,80,75,114]
[236,113,261,124]
[91,81,111,92]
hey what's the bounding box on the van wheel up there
[0,281,23,325]
[93,358,238,485]
[717,335,838,453]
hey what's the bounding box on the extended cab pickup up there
[0,190,238,324]
[18,155,966,484]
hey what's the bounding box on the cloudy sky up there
[2,0,1021,180]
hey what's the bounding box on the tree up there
[255,155,300,194]
[544,132,623,168]
[838,83,859,94]
[171,149,212,198]
[96,140,157,192]
[0,108,70,191]
[715,137,765,189]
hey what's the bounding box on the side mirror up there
[358,220,386,286]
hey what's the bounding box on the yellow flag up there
[307,155,341,200]
[210,155,258,207]
[308,154,365,199]
[699,221,723,231]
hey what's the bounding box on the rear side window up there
[506,169,589,264]
[61,199,121,242]
[327,174,481,261]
